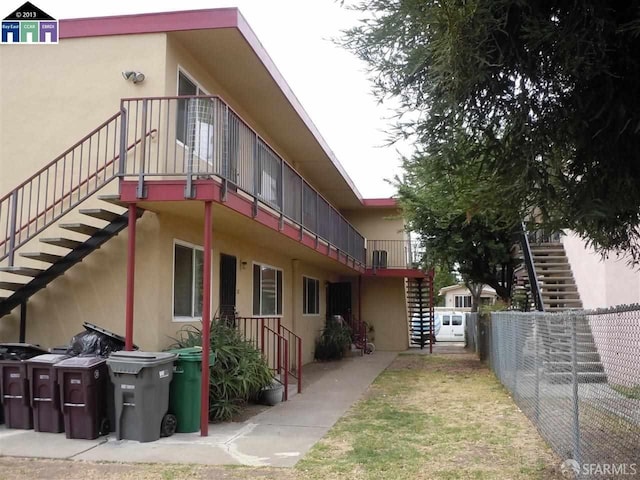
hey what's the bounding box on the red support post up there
[260,318,265,353]
[200,201,212,437]
[124,203,137,351]
[358,275,362,324]
[429,268,434,354]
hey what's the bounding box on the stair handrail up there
[0,113,155,265]
[262,324,289,401]
[279,324,303,394]
[520,222,545,312]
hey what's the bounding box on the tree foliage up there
[397,151,520,302]
[344,1,640,258]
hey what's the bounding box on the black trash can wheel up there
[160,413,177,437]
[99,417,110,436]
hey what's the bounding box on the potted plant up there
[314,315,352,361]
[260,379,285,406]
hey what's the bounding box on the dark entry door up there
[327,282,352,320]
[219,254,237,321]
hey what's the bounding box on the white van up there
[435,311,466,342]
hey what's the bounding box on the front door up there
[219,254,237,322]
[327,282,352,322]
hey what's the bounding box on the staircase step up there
[0,266,44,277]
[544,299,583,305]
[545,371,607,384]
[543,361,605,372]
[40,237,83,249]
[20,252,64,264]
[98,194,128,208]
[80,208,122,222]
[0,281,25,291]
[59,223,102,236]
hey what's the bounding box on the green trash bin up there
[168,347,214,433]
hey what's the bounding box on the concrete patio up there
[0,352,396,468]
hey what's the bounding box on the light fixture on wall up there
[122,70,146,84]
[240,261,248,270]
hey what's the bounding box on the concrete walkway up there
[0,351,396,467]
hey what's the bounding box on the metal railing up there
[520,223,545,312]
[118,96,365,264]
[279,324,303,394]
[486,309,640,473]
[365,239,422,270]
[262,324,289,401]
[0,113,123,265]
[235,316,302,395]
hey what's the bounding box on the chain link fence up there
[486,308,640,478]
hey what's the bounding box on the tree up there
[432,264,457,307]
[344,1,640,259]
[397,150,521,304]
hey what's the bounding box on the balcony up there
[365,240,426,277]
[118,96,365,265]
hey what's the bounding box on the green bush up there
[314,317,352,361]
[168,319,273,422]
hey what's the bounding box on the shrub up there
[168,319,273,421]
[314,316,352,361]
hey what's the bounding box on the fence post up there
[570,314,581,464]
[513,314,519,397]
[534,314,540,423]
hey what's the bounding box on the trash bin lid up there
[55,356,106,369]
[25,353,70,365]
[166,346,209,362]
[107,350,176,365]
[0,343,48,360]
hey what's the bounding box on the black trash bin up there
[0,343,47,429]
[25,353,70,433]
[55,356,113,439]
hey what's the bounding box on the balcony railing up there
[365,240,423,270]
[118,96,365,264]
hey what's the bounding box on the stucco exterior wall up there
[0,33,168,197]
[562,232,640,308]
[0,209,337,364]
[343,208,405,241]
[360,276,408,351]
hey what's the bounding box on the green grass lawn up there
[296,353,562,480]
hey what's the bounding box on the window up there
[303,277,320,315]
[442,315,450,326]
[173,241,204,319]
[177,70,214,163]
[253,263,283,316]
[454,295,472,308]
[452,315,463,326]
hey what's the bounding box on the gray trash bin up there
[107,351,176,442]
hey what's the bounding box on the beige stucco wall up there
[0,208,337,365]
[343,208,405,241]
[562,231,640,309]
[0,33,168,197]
[360,276,408,351]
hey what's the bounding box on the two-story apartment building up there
[0,8,434,432]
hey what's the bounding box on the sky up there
[28,0,407,199]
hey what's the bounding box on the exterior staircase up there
[542,316,607,384]
[519,233,605,383]
[407,276,434,349]
[529,242,582,312]
[0,112,148,329]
